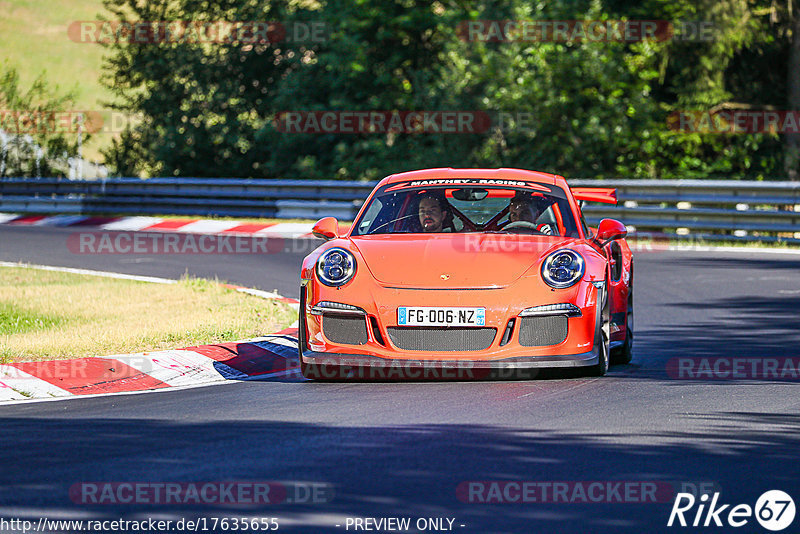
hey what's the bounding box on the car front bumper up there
[299,345,600,380]
[302,278,602,363]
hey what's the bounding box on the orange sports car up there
[298,168,633,380]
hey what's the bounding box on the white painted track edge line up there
[0,262,177,284]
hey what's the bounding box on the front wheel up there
[587,282,610,376]
[612,265,634,365]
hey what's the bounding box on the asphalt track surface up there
[1,224,800,533]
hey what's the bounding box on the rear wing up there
[571,187,618,205]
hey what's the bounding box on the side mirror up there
[595,218,627,247]
[312,217,340,240]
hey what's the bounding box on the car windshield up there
[352,183,580,237]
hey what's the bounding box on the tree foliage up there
[101,0,795,180]
[0,64,82,177]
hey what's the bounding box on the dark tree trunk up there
[786,3,800,180]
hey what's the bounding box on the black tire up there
[297,286,316,379]
[612,264,634,365]
[613,326,633,365]
[587,281,610,376]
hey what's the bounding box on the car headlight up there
[541,249,585,289]
[316,247,357,287]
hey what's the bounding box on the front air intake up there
[322,315,368,345]
[386,327,496,351]
[518,316,568,347]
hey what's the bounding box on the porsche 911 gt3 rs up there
[298,168,633,379]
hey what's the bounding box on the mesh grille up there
[323,315,368,345]
[518,316,568,347]
[386,327,496,351]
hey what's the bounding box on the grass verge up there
[0,266,296,362]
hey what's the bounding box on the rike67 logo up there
[668,490,795,531]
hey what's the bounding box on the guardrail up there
[1,177,799,243]
[571,179,800,243]
[0,177,373,221]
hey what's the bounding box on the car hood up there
[349,234,579,288]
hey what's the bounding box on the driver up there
[507,193,553,234]
[418,192,452,232]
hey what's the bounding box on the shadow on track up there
[0,413,797,533]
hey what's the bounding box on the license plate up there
[397,306,486,326]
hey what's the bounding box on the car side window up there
[537,205,557,227]
[610,241,623,281]
[358,197,385,234]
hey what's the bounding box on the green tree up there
[101,0,298,177]
[101,0,513,179]
[0,64,82,177]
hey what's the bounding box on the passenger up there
[507,194,553,234]
[508,195,540,223]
